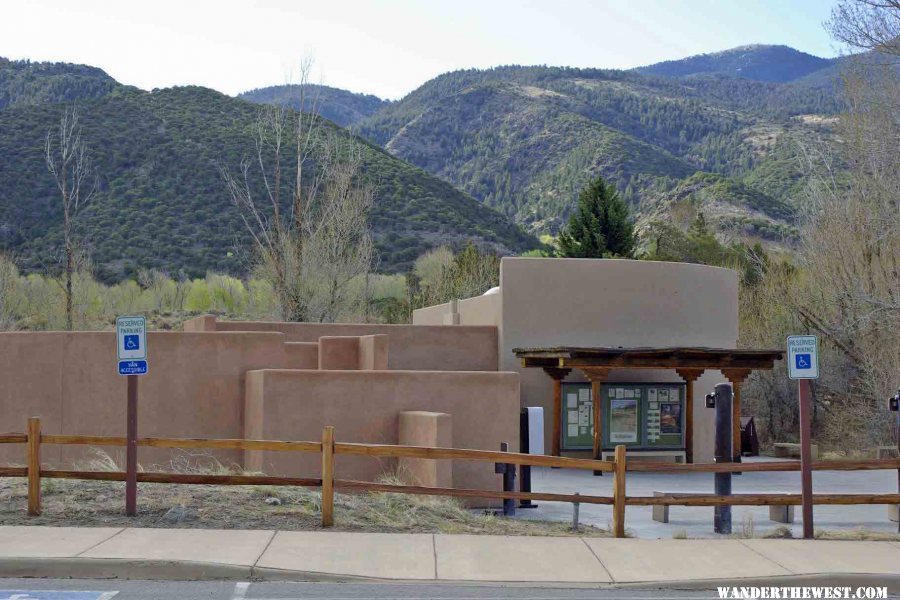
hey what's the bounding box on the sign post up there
[787,335,819,539]
[116,316,148,517]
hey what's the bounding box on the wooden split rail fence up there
[1,417,899,537]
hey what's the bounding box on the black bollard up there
[713,382,733,534]
[494,442,516,516]
[519,410,537,508]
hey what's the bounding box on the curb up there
[1,558,899,591]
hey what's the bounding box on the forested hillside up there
[351,55,843,245]
[634,44,837,82]
[1,45,848,284]
[239,84,390,127]
[0,58,121,109]
[0,71,536,282]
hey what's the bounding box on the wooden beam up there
[27,417,41,516]
[612,445,627,537]
[516,347,783,370]
[676,369,704,464]
[335,442,615,472]
[321,426,335,527]
[560,356,776,370]
[334,480,614,505]
[580,368,609,466]
[543,367,571,457]
[627,493,900,506]
[722,369,751,463]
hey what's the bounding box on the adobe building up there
[414,258,780,464]
[0,257,779,497]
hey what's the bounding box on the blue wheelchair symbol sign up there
[795,354,812,370]
[123,335,140,351]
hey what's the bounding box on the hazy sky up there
[2,0,840,100]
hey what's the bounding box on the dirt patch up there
[0,477,610,537]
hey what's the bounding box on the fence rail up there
[1,416,898,537]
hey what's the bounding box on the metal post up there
[572,492,580,532]
[125,374,138,516]
[714,382,732,534]
[798,379,814,538]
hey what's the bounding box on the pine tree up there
[557,176,635,258]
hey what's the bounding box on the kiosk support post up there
[125,374,138,516]
[676,369,705,464]
[580,368,609,476]
[543,368,570,457]
[713,382,732,534]
[722,370,750,465]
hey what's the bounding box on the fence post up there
[613,444,626,538]
[27,417,41,516]
[321,425,335,527]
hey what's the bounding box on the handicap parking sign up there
[124,334,140,351]
[794,353,811,370]
[787,336,818,380]
[116,316,147,376]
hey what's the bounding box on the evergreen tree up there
[557,176,635,258]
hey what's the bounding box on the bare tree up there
[221,59,374,322]
[45,106,96,330]
[746,0,900,448]
[828,0,900,57]
[0,253,21,331]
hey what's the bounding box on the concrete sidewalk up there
[0,526,899,588]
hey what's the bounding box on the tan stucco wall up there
[191,318,498,372]
[398,411,453,488]
[0,331,292,468]
[413,293,501,328]
[243,369,519,491]
[284,342,319,369]
[358,335,389,371]
[499,258,739,463]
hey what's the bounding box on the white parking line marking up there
[231,582,250,600]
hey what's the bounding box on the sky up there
[2,0,841,100]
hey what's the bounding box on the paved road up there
[0,579,738,600]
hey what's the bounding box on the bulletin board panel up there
[561,383,687,451]
[560,383,593,450]
[602,383,686,450]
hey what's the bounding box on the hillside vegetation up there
[634,44,837,82]
[344,55,842,244]
[0,62,536,282]
[239,84,390,127]
[0,58,120,110]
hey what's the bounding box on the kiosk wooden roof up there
[513,346,784,464]
[514,346,783,370]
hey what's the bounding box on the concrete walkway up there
[524,461,899,538]
[1,526,899,587]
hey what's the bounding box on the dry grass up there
[762,525,794,539]
[818,449,877,461]
[0,450,610,537]
[815,528,900,542]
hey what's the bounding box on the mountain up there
[634,45,838,83]
[354,59,842,241]
[0,58,121,109]
[0,63,537,282]
[239,84,390,127]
